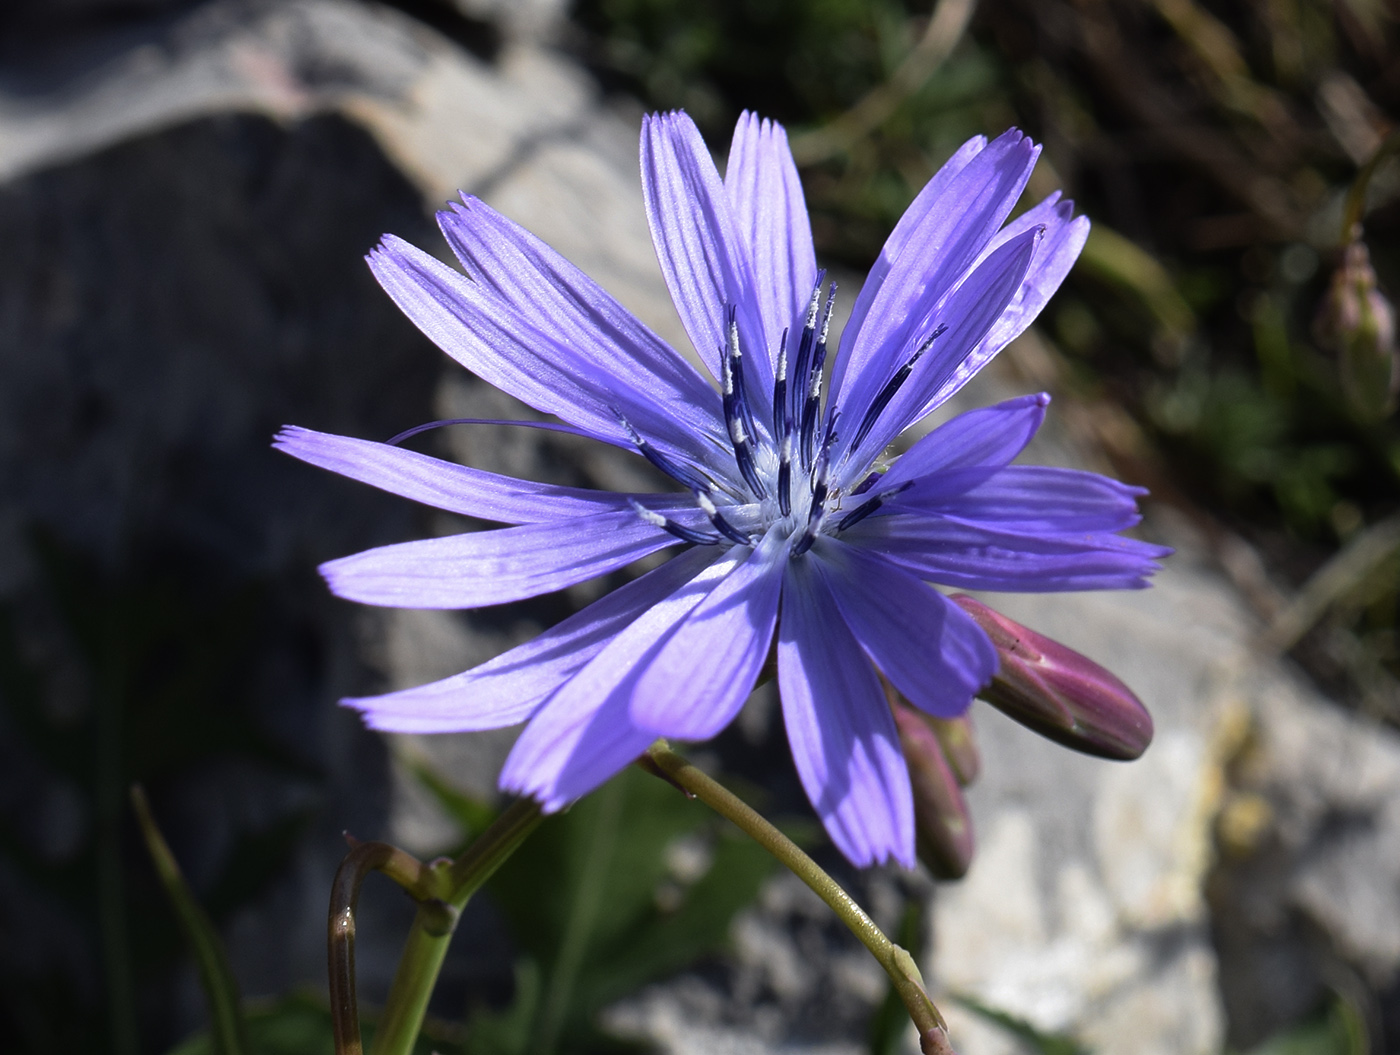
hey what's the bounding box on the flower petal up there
[437,196,726,446]
[630,531,786,740]
[344,546,721,732]
[725,112,819,350]
[842,511,1171,591]
[815,540,995,718]
[922,196,1090,413]
[367,236,726,475]
[642,111,774,406]
[777,554,915,868]
[898,465,1147,535]
[839,226,1040,466]
[320,509,692,609]
[838,134,987,361]
[501,546,749,810]
[831,129,1039,415]
[878,393,1049,491]
[275,426,694,524]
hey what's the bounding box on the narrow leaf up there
[131,785,250,1055]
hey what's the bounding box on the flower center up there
[627,278,941,557]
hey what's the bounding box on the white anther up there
[629,500,668,528]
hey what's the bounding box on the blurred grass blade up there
[1079,225,1195,339]
[402,751,497,838]
[953,994,1088,1055]
[789,0,978,164]
[131,785,251,1055]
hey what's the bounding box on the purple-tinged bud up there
[888,686,975,879]
[924,715,979,786]
[921,1026,957,1055]
[1314,237,1398,421]
[951,595,1154,761]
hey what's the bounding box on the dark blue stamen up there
[791,448,831,558]
[723,310,758,442]
[836,495,883,531]
[851,471,882,496]
[386,417,596,446]
[696,491,754,546]
[798,283,837,467]
[850,323,946,453]
[836,483,907,531]
[730,418,767,498]
[722,315,767,499]
[777,427,793,517]
[615,412,713,493]
[771,327,789,440]
[629,500,721,545]
[799,371,822,469]
[789,504,823,556]
[789,277,825,426]
[820,409,841,460]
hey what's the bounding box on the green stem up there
[641,740,950,1048]
[445,795,546,902]
[1341,129,1400,241]
[329,842,396,1055]
[368,896,460,1055]
[328,798,545,1055]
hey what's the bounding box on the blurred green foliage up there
[165,763,778,1055]
[0,532,319,1055]
[434,765,779,1055]
[1238,996,1368,1055]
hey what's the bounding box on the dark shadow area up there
[0,108,486,1054]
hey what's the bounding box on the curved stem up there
[328,797,546,1055]
[371,798,545,1055]
[329,842,397,1055]
[641,741,950,1051]
[1341,129,1400,241]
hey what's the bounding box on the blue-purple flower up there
[277,112,1167,867]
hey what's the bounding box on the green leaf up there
[1240,996,1367,1055]
[132,785,250,1055]
[418,763,778,1055]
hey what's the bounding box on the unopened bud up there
[924,715,979,786]
[888,686,975,879]
[921,1026,957,1055]
[1315,237,1398,421]
[951,595,1153,761]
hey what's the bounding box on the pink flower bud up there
[924,715,979,786]
[1315,238,1398,421]
[889,686,975,879]
[951,595,1153,760]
